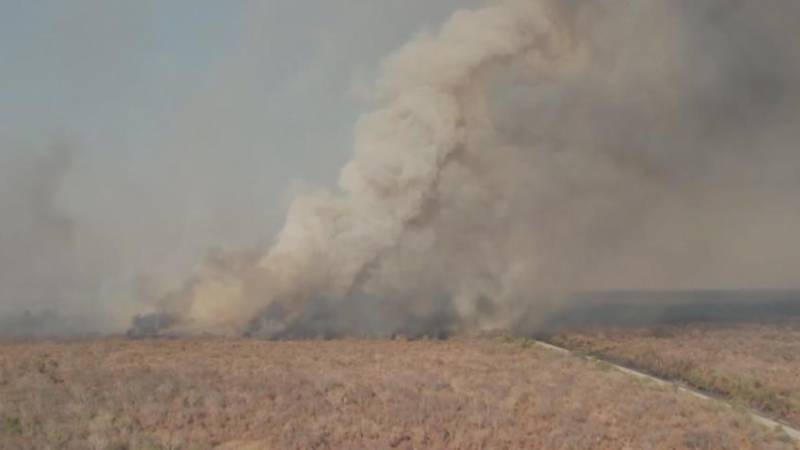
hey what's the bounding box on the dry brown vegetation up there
[551,320,800,428]
[0,337,796,450]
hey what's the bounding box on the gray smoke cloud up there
[141,0,800,338]
[4,0,799,338]
[1,1,478,337]
[0,140,122,336]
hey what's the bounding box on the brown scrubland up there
[1,338,796,450]
[552,319,800,428]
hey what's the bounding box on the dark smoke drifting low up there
[140,0,800,337]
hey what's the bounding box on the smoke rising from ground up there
[0,141,122,336]
[3,1,799,338]
[0,1,479,336]
[141,0,800,338]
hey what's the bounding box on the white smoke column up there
[142,0,800,337]
[169,0,575,334]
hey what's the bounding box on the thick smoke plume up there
[142,0,800,338]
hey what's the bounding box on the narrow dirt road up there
[533,340,800,443]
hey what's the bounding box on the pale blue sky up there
[2,1,243,138]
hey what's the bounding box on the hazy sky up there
[0,1,480,325]
[4,0,800,337]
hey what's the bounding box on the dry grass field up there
[0,338,796,450]
[551,319,800,428]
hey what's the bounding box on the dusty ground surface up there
[551,319,800,427]
[1,338,796,450]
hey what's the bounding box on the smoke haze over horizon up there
[2,0,800,337]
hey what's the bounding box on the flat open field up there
[551,319,800,428]
[1,338,796,450]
